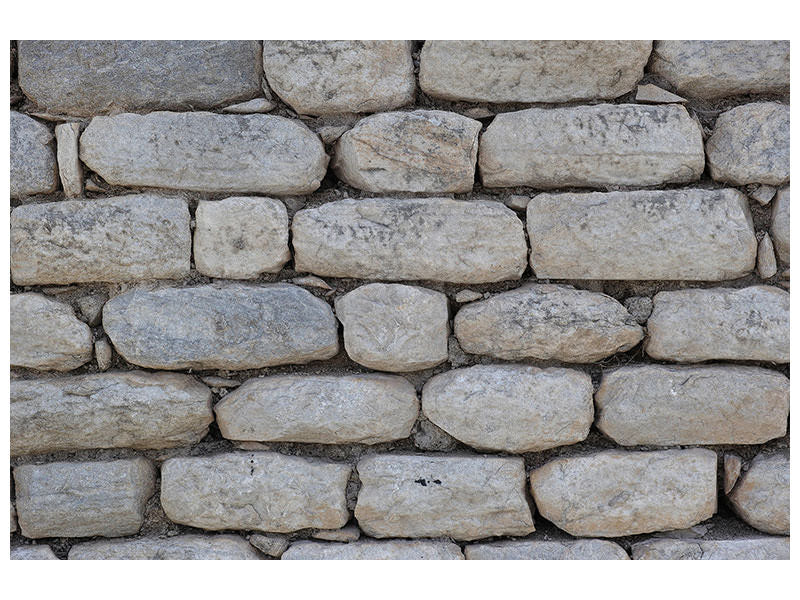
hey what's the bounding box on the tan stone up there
[283,539,464,560]
[68,535,263,560]
[221,98,275,113]
[771,187,789,264]
[635,84,686,104]
[95,339,112,371]
[311,525,361,543]
[465,539,629,560]
[631,537,789,560]
[10,110,58,198]
[55,122,83,197]
[757,234,778,279]
[728,451,789,535]
[750,185,777,205]
[248,533,289,558]
[723,454,743,495]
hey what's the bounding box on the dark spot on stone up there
[414,478,427,486]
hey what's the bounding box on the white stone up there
[221,98,276,113]
[757,234,778,279]
[55,122,83,197]
[724,454,743,495]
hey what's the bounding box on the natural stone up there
[757,234,778,279]
[771,187,789,264]
[68,535,263,560]
[76,292,106,326]
[11,503,17,533]
[283,539,464,560]
[465,539,629,560]
[55,122,83,197]
[724,454,743,495]
[728,451,789,535]
[248,533,289,558]
[316,125,350,144]
[635,84,687,104]
[454,289,482,303]
[413,418,458,452]
[312,525,361,542]
[504,195,531,211]
[623,296,653,324]
[200,376,240,389]
[95,339,112,371]
[750,185,777,205]
[10,546,59,560]
[631,537,789,560]
[291,275,333,291]
[10,111,57,197]
[222,98,275,113]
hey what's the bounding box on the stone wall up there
[9,40,790,560]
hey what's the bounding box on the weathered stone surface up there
[526,189,756,280]
[355,454,534,540]
[465,539,629,560]
[649,41,790,99]
[312,525,361,542]
[624,296,653,324]
[454,290,483,303]
[723,454,743,495]
[262,41,414,115]
[10,195,191,285]
[216,373,418,444]
[161,452,351,532]
[10,111,57,197]
[68,535,263,560]
[595,365,789,445]
[335,284,449,372]
[248,533,289,558]
[10,293,92,371]
[635,84,686,104]
[332,110,481,193]
[419,41,651,103]
[11,371,213,456]
[283,539,464,560]
[14,458,156,538]
[222,98,275,113]
[454,284,643,363]
[55,122,83,197]
[103,283,338,370]
[292,197,527,283]
[728,452,789,535]
[11,503,17,533]
[80,112,327,194]
[76,292,106,326]
[479,104,704,188]
[95,339,112,371]
[193,197,290,279]
[706,103,789,185]
[529,449,717,537]
[757,234,778,279]
[18,41,262,115]
[645,286,789,363]
[10,546,59,560]
[631,537,789,560]
[750,185,777,205]
[422,365,593,453]
[771,188,790,264]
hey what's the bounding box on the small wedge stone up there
[757,234,778,278]
[771,187,789,264]
[94,339,112,371]
[312,525,361,542]
[724,454,743,495]
[750,185,777,205]
[635,84,687,104]
[249,533,289,558]
[55,122,83,197]
[221,98,276,113]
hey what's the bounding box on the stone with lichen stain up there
[771,187,789,264]
[728,451,789,535]
[465,539,629,560]
[631,537,789,560]
[68,535,263,560]
[283,539,464,560]
[10,110,57,198]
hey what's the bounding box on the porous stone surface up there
[635,84,686,104]
[10,546,60,560]
[771,187,790,264]
[454,284,643,363]
[248,533,289,558]
[262,41,414,116]
[419,41,651,103]
[10,293,93,371]
[355,454,534,540]
[623,296,653,324]
[422,365,593,453]
[10,195,191,285]
[10,110,57,197]
[283,539,464,560]
[311,525,361,542]
[645,286,790,363]
[757,233,778,279]
[215,373,418,444]
[80,111,328,194]
[750,185,777,205]
[479,104,704,188]
[11,371,213,456]
[728,452,789,535]
[292,197,527,283]
[103,283,339,370]
[595,365,789,445]
[723,454,743,495]
[529,449,717,537]
[631,537,789,560]
[55,122,83,197]
[465,539,629,560]
[14,458,156,539]
[95,339,112,371]
[68,535,263,560]
[335,283,449,372]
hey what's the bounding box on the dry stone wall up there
[9,40,790,560]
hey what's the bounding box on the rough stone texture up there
[413,419,458,452]
[419,41,651,103]
[262,41,414,116]
[454,290,482,303]
[161,452,351,532]
[222,98,275,113]
[728,452,789,535]
[635,84,686,104]
[248,534,289,558]
[10,546,60,560]
[454,284,643,363]
[14,458,156,539]
[595,365,789,445]
[335,284,449,372]
[10,194,191,285]
[77,292,106,326]
[623,296,653,324]
[312,525,361,542]
[193,197,290,279]
[215,373,418,444]
[355,454,534,540]
[529,449,717,537]
[422,365,593,453]
[649,41,790,100]
[11,371,213,456]
[332,110,481,193]
[18,41,262,116]
[645,286,790,363]
[479,104,704,188]
[757,234,778,279]
[68,535,263,560]
[11,503,17,533]
[10,110,57,197]
[771,187,790,264]
[95,339,112,371]
[465,539,629,560]
[10,293,93,371]
[724,454,743,495]
[103,283,338,370]
[631,537,789,560]
[283,539,464,560]
[80,111,328,194]
[292,197,527,283]
[750,185,777,205]
[706,102,790,186]
[55,122,83,197]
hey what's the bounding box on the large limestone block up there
[216,373,418,444]
[80,111,328,194]
[728,452,789,535]
[645,286,789,363]
[465,539,629,560]
[771,187,790,264]
[161,452,351,533]
[11,371,213,456]
[103,283,338,370]
[595,365,789,445]
[529,449,717,537]
[262,41,414,116]
[10,546,59,560]
[10,111,57,197]
[10,194,191,285]
[454,284,643,363]
[68,535,263,560]
[10,293,92,371]
[335,283,449,372]
[14,458,156,539]
[419,41,652,103]
[526,189,756,280]
[332,110,481,193]
[706,102,789,185]
[422,365,593,453]
[283,539,464,560]
[479,104,704,188]
[355,454,534,541]
[631,537,789,560]
[292,197,527,283]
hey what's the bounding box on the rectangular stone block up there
[68,535,263,560]
[283,540,464,560]
[465,539,629,560]
[631,537,789,560]
[10,110,57,198]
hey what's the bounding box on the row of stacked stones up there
[9,40,789,560]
